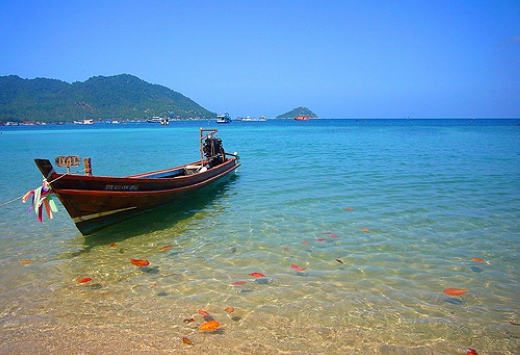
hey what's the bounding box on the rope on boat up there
[0,169,84,209]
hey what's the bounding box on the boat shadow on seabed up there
[75,173,240,255]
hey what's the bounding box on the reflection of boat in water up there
[216,112,232,124]
[73,119,94,125]
[294,115,310,121]
[33,128,240,235]
[236,116,266,122]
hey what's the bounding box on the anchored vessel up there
[34,128,240,235]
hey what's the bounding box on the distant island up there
[0,74,216,123]
[276,107,318,119]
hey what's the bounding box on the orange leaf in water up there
[302,241,310,245]
[19,259,31,265]
[77,277,92,284]
[160,245,172,251]
[224,306,235,313]
[233,281,246,285]
[250,272,265,278]
[110,242,116,247]
[345,207,353,210]
[471,257,484,263]
[361,228,370,233]
[130,258,150,267]
[198,320,219,331]
[443,288,469,296]
[182,337,194,345]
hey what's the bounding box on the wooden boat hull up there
[35,157,240,235]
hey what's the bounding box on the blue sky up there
[1,0,518,118]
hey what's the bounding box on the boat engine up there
[203,133,225,164]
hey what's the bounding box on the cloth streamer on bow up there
[22,180,58,222]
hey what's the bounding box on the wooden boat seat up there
[184,165,207,175]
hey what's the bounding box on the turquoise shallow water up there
[0,119,519,354]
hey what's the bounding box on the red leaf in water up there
[302,241,310,245]
[250,272,265,278]
[345,207,353,210]
[316,237,328,242]
[233,281,246,285]
[291,264,299,269]
[130,258,150,267]
[443,288,469,296]
[77,277,92,284]
[110,242,117,247]
[361,228,370,233]
[466,348,478,355]
[183,318,195,323]
[160,245,172,251]
[198,310,210,317]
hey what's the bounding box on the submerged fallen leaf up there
[335,258,344,264]
[316,237,328,242]
[443,288,469,296]
[345,207,353,210]
[224,306,235,313]
[130,258,150,267]
[77,277,92,284]
[321,232,339,238]
[183,318,195,323]
[198,310,210,317]
[182,337,194,345]
[361,228,370,233]
[250,272,265,278]
[160,245,172,251]
[471,257,484,263]
[302,241,310,245]
[198,320,219,331]
[19,259,31,265]
[291,264,300,269]
[233,281,246,285]
[509,321,520,326]
[466,348,478,355]
[110,242,117,247]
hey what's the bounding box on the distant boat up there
[146,117,169,125]
[294,115,310,121]
[216,112,232,124]
[236,116,266,122]
[73,119,94,125]
[33,128,240,235]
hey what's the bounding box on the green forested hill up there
[0,74,216,122]
[276,106,318,119]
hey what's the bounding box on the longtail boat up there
[34,128,240,235]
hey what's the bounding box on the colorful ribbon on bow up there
[22,180,58,222]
